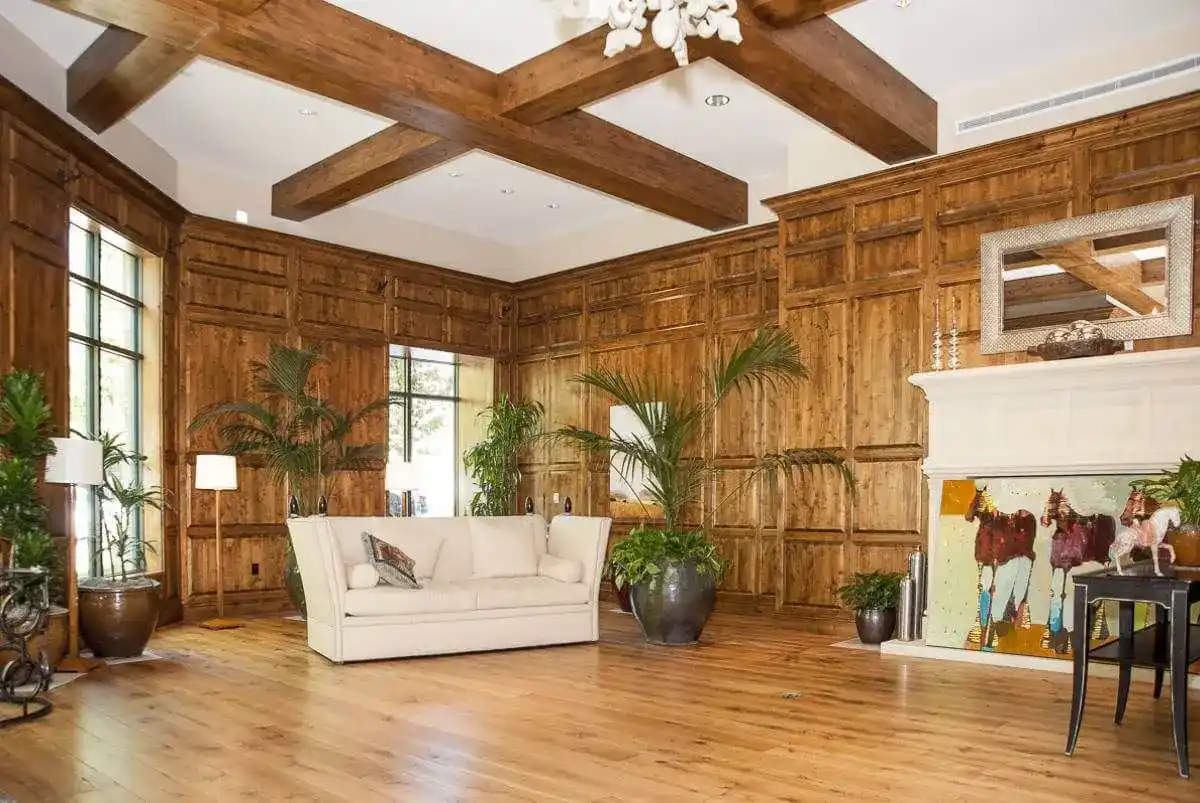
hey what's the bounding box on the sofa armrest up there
[547,515,611,603]
[286,517,346,624]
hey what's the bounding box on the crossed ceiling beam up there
[1035,243,1161,316]
[42,0,935,231]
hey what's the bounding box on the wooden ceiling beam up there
[708,13,936,163]
[36,0,220,49]
[1035,243,1162,316]
[67,25,195,133]
[746,0,867,27]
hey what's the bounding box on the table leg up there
[1169,588,1190,779]
[1115,600,1134,725]
[1065,584,1092,756]
[1153,604,1167,700]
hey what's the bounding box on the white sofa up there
[286,514,611,663]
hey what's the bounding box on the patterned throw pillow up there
[361,532,421,590]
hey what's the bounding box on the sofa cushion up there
[456,577,590,610]
[345,563,380,589]
[362,532,421,590]
[538,553,583,584]
[344,582,477,617]
[469,518,539,578]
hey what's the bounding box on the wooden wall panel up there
[515,92,1200,624]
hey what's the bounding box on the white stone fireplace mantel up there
[911,347,1200,480]
[881,347,1200,685]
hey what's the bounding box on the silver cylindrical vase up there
[897,575,916,641]
[908,550,927,640]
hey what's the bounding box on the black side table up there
[0,568,53,727]
[1065,561,1199,778]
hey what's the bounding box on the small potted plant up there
[77,434,168,658]
[839,571,905,645]
[1131,456,1200,567]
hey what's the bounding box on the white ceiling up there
[1,0,1198,276]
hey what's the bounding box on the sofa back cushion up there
[325,516,461,580]
[468,517,543,578]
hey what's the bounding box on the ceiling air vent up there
[956,53,1200,134]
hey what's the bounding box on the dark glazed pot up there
[855,608,897,645]
[1169,523,1200,568]
[284,546,307,618]
[615,582,633,613]
[78,579,161,658]
[630,559,717,645]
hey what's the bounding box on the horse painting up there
[1112,489,1181,575]
[964,486,1037,650]
[1041,489,1116,653]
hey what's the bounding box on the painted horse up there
[1112,489,1180,575]
[1041,489,1117,653]
[964,486,1037,650]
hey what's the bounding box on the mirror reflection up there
[1001,227,1168,332]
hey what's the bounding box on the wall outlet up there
[251,562,260,576]
[552,492,560,504]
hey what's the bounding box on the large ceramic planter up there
[1169,523,1200,568]
[284,545,307,618]
[78,579,161,658]
[630,559,717,645]
[615,582,633,613]
[855,608,897,645]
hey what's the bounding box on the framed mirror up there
[980,196,1194,353]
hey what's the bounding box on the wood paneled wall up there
[179,218,513,617]
[514,91,1200,621]
[0,77,186,621]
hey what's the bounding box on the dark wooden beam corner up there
[67,25,195,133]
[273,125,473,221]
[746,0,868,27]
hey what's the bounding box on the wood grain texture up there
[66,25,195,134]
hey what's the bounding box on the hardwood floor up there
[1,610,1195,802]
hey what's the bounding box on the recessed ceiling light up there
[895,0,911,6]
[546,202,560,209]
[500,188,515,195]
[298,108,318,116]
[448,170,463,178]
[705,94,730,108]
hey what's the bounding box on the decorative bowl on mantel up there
[1027,338,1125,361]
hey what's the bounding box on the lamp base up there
[57,655,105,674]
[199,618,245,631]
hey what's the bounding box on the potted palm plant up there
[190,343,396,615]
[0,371,67,669]
[556,328,854,645]
[463,394,544,516]
[1131,457,1200,567]
[838,571,905,644]
[77,434,167,658]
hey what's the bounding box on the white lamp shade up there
[44,437,104,486]
[385,460,421,491]
[195,454,238,491]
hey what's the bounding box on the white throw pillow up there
[538,553,583,584]
[345,563,380,589]
[470,518,540,578]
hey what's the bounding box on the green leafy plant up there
[553,327,855,586]
[89,433,168,585]
[838,571,905,611]
[607,527,727,590]
[463,394,544,516]
[189,343,396,514]
[0,370,61,600]
[1131,456,1200,526]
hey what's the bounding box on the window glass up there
[387,351,459,517]
[99,240,138,297]
[99,295,138,350]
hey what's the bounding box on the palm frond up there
[709,327,807,404]
[251,343,327,402]
[765,448,857,494]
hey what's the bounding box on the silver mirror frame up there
[980,195,1194,354]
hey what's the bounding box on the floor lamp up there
[44,436,105,674]
[196,454,242,631]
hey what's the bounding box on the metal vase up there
[855,608,897,645]
[630,559,717,645]
[897,575,916,641]
[907,550,927,639]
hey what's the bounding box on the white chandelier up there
[562,0,743,67]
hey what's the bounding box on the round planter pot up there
[615,582,633,613]
[855,608,897,645]
[630,559,717,645]
[1169,523,1200,569]
[78,579,161,659]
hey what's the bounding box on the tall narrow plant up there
[556,327,854,539]
[91,433,167,584]
[189,343,396,514]
[463,395,544,516]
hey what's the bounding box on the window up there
[68,209,145,577]
[387,347,459,517]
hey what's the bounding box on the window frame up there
[388,346,461,517]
